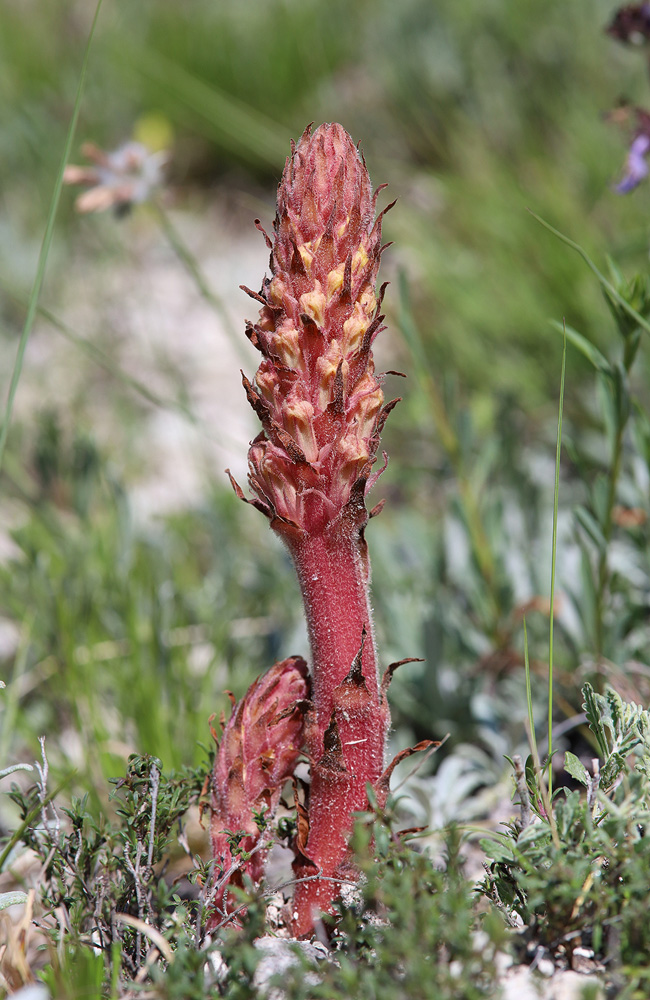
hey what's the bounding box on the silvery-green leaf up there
[0,890,28,910]
[0,763,33,780]
[564,751,589,787]
[600,753,626,791]
[582,683,610,759]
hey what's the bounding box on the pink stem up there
[290,527,377,725]
[287,518,388,934]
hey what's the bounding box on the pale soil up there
[15,199,264,517]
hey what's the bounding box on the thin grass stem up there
[149,199,250,365]
[0,0,104,474]
[548,330,566,797]
[523,617,538,768]
[528,211,650,339]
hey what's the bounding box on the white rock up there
[502,965,604,1000]
[502,967,544,1000]
[536,956,556,978]
[253,936,329,999]
[8,986,50,1000]
[205,948,228,983]
[551,970,604,1000]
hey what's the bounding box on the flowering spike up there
[208,656,309,923]
[240,122,392,537]
[232,123,397,934]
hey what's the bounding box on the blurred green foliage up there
[0,414,301,793]
[1,0,650,788]
[1,0,650,774]
[3,0,650,405]
[2,1,650,993]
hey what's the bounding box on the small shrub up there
[480,683,650,985]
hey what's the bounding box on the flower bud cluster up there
[209,656,308,916]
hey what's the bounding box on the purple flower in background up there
[615,132,650,192]
[607,2,650,44]
[606,105,650,193]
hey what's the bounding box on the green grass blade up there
[126,47,290,169]
[523,614,560,845]
[0,0,104,474]
[548,327,567,795]
[529,211,650,339]
[548,319,610,375]
[523,616,538,767]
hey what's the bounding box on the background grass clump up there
[2,0,650,996]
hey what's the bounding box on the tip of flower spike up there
[278,123,374,244]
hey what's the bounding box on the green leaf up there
[605,254,625,288]
[550,320,610,375]
[597,373,618,453]
[600,752,626,791]
[632,400,650,468]
[0,773,73,872]
[610,362,631,427]
[574,506,607,555]
[530,212,650,339]
[516,819,552,849]
[564,751,589,787]
[479,838,515,863]
[582,682,610,760]
[575,539,597,641]
[592,474,611,529]
[605,687,625,737]
[524,754,537,795]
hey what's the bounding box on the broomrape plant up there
[210,122,432,935]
